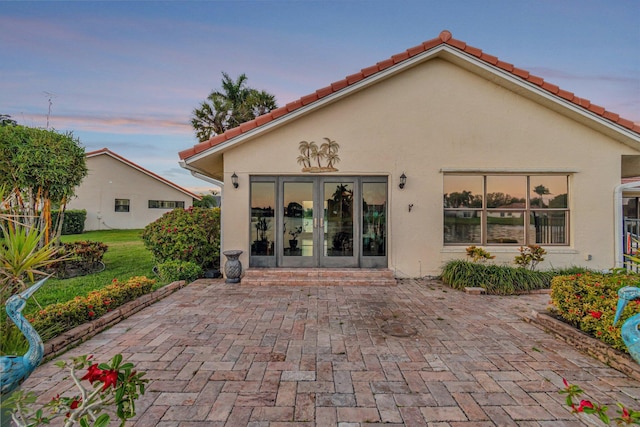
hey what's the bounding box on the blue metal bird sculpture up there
[614,285,640,364]
[0,277,48,396]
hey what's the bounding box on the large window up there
[148,200,185,209]
[444,174,569,245]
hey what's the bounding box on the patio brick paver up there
[19,278,640,426]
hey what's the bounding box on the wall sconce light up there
[231,172,239,189]
[399,172,407,189]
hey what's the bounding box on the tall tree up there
[0,125,87,245]
[191,72,277,142]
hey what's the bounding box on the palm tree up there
[298,141,312,168]
[321,138,340,168]
[191,73,278,142]
[309,141,323,168]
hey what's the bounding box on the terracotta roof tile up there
[286,100,303,112]
[528,75,544,86]
[193,141,210,154]
[316,86,334,98]
[447,39,467,50]
[392,51,410,63]
[180,30,639,161]
[542,82,560,94]
[422,39,441,50]
[480,53,499,65]
[496,60,514,72]
[466,46,483,58]
[270,106,289,119]
[300,93,318,105]
[557,89,574,101]
[377,58,395,71]
[512,67,530,79]
[331,79,349,91]
[407,44,425,57]
[225,127,242,139]
[240,120,258,132]
[361,65,379,77]
[255,113,272,126]
[346,72,365,84]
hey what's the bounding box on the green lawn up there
[25,229,165,314]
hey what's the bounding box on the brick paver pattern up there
[20,279,640,426]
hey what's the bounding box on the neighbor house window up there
[148,200,185,209]
[115,199,130,212]
[444,174,569,245]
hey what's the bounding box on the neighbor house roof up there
[179,30,640,162]
[87,148,201,200]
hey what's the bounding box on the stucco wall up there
[68,155,195,230]
[219,58,638,277]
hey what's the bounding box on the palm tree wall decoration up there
[297,138,340,172]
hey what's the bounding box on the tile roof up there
[87,148,201,199]
[179,30,640,160]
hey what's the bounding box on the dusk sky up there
[2,1,639,193]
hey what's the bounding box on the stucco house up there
[178,30,640,282]
[69,148,200,231]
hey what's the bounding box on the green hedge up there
[156,260,202,283]
[550,272,640,352]
[27,276,155,341]
[441,260,553,295]
[52,209,87,235]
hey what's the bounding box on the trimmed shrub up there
[156,260,202,283]
[550,272,640,352]
[52,209,87,235]
[48,240,108,278]
[441,260,553,295]
[28,276,155,341]
[142,207,220,269]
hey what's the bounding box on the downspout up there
[614,181,640,268]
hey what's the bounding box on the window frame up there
[115,198,130,213]
[148,200,185,209]
[443,174,569,246]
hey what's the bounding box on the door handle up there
[314,218,318,228]
[320,217,324,228]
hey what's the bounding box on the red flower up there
[576,400,594,412]
[101,369,119,390]
[563,378,570,389]
[70,398,81,410]
[589,311,603,320]
[88,311,95,317]
[81,364,104,384]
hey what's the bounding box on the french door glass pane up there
[284,182,314,257]
[362,182,386,256]
[487,211,525,244]
[444,210,482,244]
[324,182,354,256]
[250,182,275,256]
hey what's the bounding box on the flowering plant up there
[3,353,147,427]
[560,378,640,425]
[288,226,303,240]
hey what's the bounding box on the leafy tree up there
[0,114,17,126]
[191,72,278,142]
[0,125,87,244]
[193,194,219,208]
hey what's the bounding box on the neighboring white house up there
[178,30,640,278]
[68,148,200,230]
